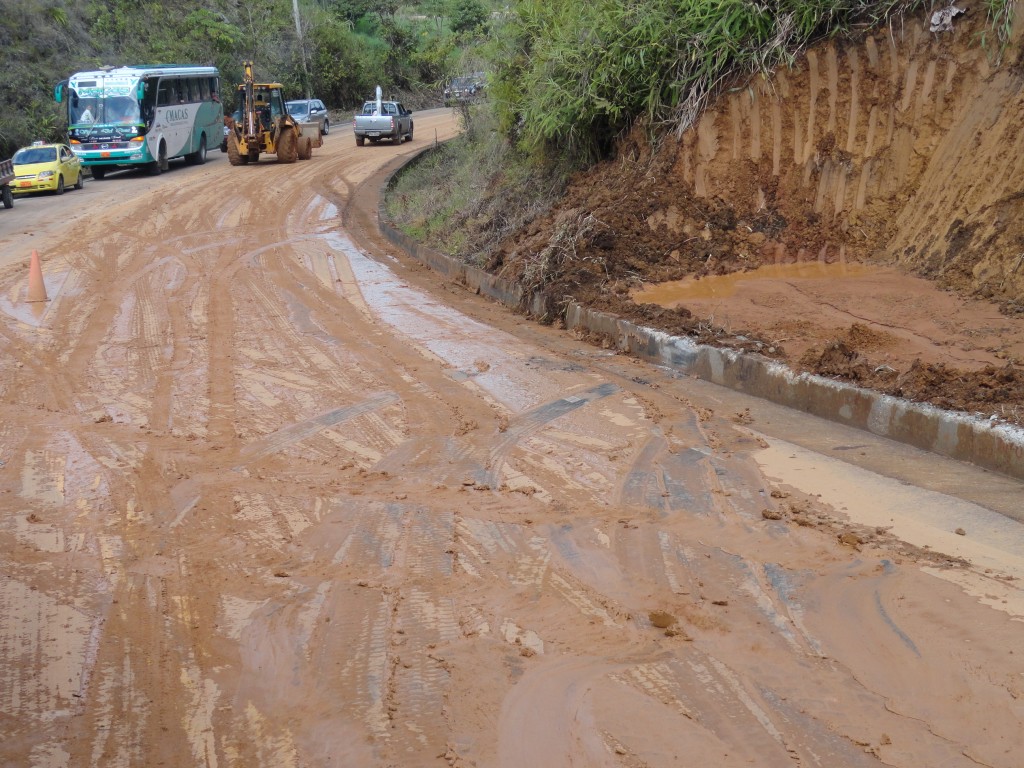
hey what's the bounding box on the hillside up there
[472,8,1024,424]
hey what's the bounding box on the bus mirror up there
[137,82,145,100]
[54,82,64,103]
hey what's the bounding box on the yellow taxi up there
[12,141,83,195]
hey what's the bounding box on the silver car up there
[286,99,330,135]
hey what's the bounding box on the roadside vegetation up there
[385,104,576,265]
[492,0,1017,164]
[0,0,496,158]
[389,0,1018,267]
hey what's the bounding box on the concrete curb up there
[379,152,1024,481]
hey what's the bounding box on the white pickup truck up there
[353,88,413,146]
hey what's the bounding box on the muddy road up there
[1,109,1022,768]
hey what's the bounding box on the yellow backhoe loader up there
[225,62,313,165]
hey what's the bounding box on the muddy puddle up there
[632,262,884,305]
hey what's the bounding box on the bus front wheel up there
[149,141,168,175]
[91,167,106,180]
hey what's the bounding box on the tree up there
[420,0,449,33]
[329,0,375,27]
[449,0,487,37]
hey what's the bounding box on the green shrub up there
[385,106,573,263]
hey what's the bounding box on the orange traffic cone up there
[27,250,48,303]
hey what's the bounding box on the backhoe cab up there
[226,62,313,164]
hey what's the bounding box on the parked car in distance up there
[286,99,330,135]
[444,73,486,106]
[12,142,83,195]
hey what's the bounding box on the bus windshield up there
[68,75,143,127]
[70,94,141,125]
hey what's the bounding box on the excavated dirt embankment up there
[678,12,1024,304]
[490,9,1024,426]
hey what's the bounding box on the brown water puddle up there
[632,262,882,305]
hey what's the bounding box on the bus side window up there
[198,78,209,101]
[157,81,171,107]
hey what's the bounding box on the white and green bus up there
[55,65,223,178]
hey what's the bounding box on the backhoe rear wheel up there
[227,133,243,166]
[277,127,298,163]
[297,136,313,160]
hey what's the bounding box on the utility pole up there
[292,0,311,98]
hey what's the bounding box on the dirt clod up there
[649,610,676,628]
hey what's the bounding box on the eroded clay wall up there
[671,11,1024,303]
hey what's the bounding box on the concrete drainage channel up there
[378,153,1024,482]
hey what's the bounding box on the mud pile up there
[488,9,1024,424]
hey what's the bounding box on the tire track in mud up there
[237,392,400,464]
[474,382,619,487]
[617,424,718,515]
[4,165,319,763]
[0,153,348,765]
[384,507,459,761]
[222,498,419,763]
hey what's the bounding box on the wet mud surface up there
[0,111,1022,767]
